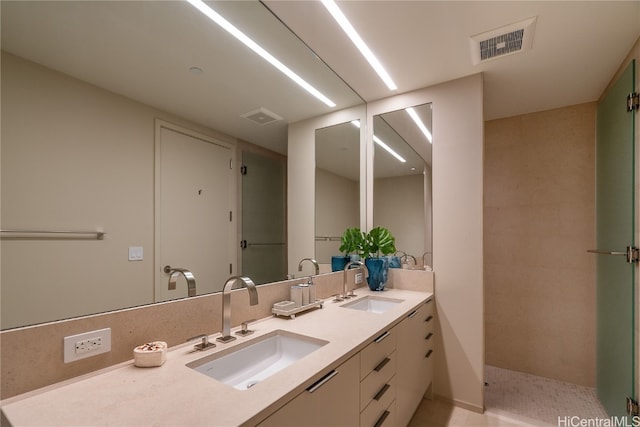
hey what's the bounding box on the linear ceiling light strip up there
[187,0,336,108]
[351,120,406,163]
[405,107,433,143]
[321,0,397,91]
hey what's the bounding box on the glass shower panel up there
[595,60,635,417]
[240,150,286,284]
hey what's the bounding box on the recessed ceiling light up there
[321,0,397,91]
[406,107,432,144]
[186,0,336,108]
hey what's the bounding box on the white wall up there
[315,168,358,264]
[290,74,485,410]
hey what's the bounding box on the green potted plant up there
[361,226,396,291]
[332,227,364,272]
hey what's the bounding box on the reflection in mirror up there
[240,150,287,284]
[373,104,432,268]
[314,121,360,272]
[0,1,362,330]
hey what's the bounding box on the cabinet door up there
[396,300,433,427]
[258,355,360,427]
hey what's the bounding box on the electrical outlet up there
[64,328,111,363]
[75,336,103,354]
[355,273,363,284]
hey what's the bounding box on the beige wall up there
[374,174,425,259]
[1,52,278,329]
[484,102,597,387]
[315,168,358,265]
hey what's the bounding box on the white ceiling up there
[266,1,640,120]
[2,0,639,157]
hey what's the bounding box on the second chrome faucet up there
[217,276,258,344]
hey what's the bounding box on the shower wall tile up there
[484,102,596,387]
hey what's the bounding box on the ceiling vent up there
[241,107,283,126]
[470,16,537,65]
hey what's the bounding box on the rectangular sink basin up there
[341,296,404,313]
[187,330,327,390]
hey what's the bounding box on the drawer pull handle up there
[408,310,418,318]
[425,333,433,340]
[306,370,338,393]
[373,383,390,401]
[374,357,391,372]
[426,298,433,304]
[374,410,390,427]
[425,315,434,322]
[374,331,391,343]
[425,349,433,358]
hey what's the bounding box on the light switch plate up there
[128,246,143,261]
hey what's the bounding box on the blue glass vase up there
[364,257,389,291]
[331,255,351,272]
[388,256,401,269]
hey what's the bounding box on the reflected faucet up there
[422,251,432,269]
[343,260,368,299]
[164,265,196,297]
[401,254,417,267]
[217,276,258,344]
[298,258,319,276]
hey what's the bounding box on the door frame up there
[153,119,237,300]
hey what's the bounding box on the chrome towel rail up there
[0,229,105,240]
[315,236,341,241]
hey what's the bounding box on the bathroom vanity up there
[1,288,433,426]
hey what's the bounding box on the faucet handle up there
[187,334,216,351]
[332,294,344,302]
[236,319,256,337]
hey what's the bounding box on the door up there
[594,60,636,417]
[240,150,286,284]
[156,123,235,301]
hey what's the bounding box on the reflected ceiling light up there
[405,107,433,144]
[321,0,397,91]
[186,0,336,108]
[351,120,406,163]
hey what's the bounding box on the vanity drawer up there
[424,297,434,318]
[360,377,396,427]
[361,328,396,380]
[360,350,396,411]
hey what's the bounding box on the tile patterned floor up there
[484,365,608,425]
[408,365,608,426]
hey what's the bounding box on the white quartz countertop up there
[1,288,432,427]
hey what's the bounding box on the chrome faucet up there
[422,251,432,268]
[401,254,417,267]
[217,276,258,343]
[164,265,196,297]
[298,258,319,276]
[343,260,368,299]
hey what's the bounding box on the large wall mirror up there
[0,1,363,329]
[314,121,361,271]
[373,103,433,267]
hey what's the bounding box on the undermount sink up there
[187,330,328,390]
[341,296,404,313]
